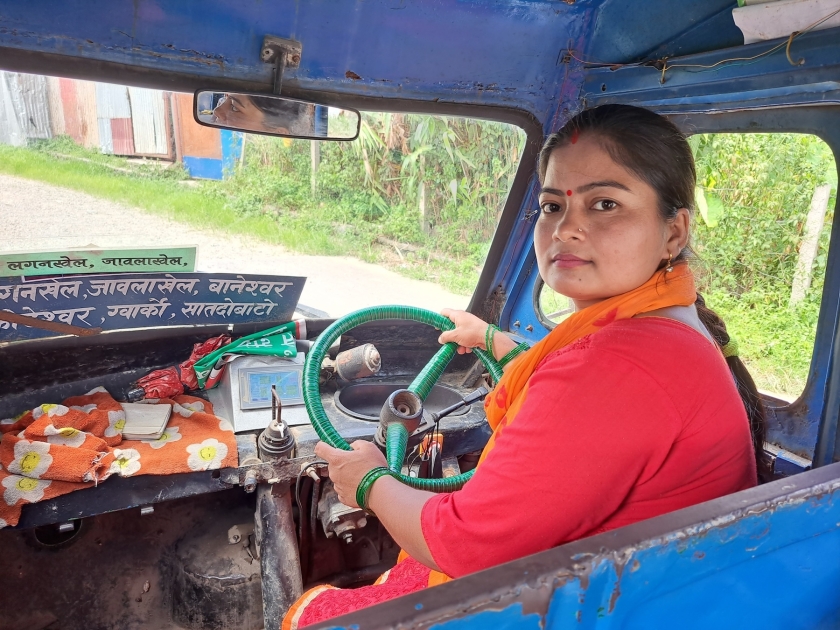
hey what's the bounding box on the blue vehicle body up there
[1,1,839,627]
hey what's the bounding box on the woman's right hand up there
[438,308,490,354]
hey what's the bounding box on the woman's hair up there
[248,95,316,135]
[539,104,770,480]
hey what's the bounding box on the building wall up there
[0,72,235,180]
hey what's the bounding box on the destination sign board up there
[0,272,305,342]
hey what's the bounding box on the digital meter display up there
[238,365,304,409]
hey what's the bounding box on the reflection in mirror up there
[194,91,360,140]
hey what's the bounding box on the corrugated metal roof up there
[95,82,132,154]
[0,71,52,145]
[0,74,209,175]
[46,76,65,136]
[110,118,135,155]
[128,87,170,156]
[95,82,131,119]
[14,72,52,140]
[0,72,26,146]
[74,80,100,149]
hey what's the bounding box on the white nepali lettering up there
[0,280,82,303]
[106,299,171,320]
[87,275,199,298]
[208,275,293,297]
[18,306,95,327]
[181,299,277,319]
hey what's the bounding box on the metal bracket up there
[220,456,321,487]
[261,35,303,95]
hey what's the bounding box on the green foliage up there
[4,127,839,399]
[690,133,837,395]
[216,113,526,293]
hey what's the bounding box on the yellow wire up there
[566,6,840,84]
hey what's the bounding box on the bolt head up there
[261,48,272,60]
[291,54,301,64]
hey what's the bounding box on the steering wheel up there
[302,305,503,492]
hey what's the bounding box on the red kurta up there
[421,317,757,578]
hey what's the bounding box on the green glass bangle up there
[498,342,529,368]
[485,324,500,357]
[356,466,393,514]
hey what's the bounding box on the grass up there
[0,140,387,258]
[0,139,817,397]
[0,139,475,294]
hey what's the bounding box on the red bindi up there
[566,190,573,197]
[571,129,579,144]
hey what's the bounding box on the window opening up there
[536,132,837,400]
[0,72,527,318]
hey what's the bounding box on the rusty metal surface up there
[128,85,171,156]
[316,461,840,629]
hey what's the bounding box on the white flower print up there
[186,438,228,471]
[86,386,108,395]
[1,418,15,426]
[31,404,69,421]
[109,449,142,477]
[218,418,233,432]
[44,424,87,448]
[145,426,182,450]
[0,517,7,529]
[2,475,51,505]
[174,400,205,418]
[70,404,97,414]
[104,409,126,438]
[7,440,52,478]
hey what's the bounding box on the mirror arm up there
[273,58,286,95]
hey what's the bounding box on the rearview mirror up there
[193,91,360,141]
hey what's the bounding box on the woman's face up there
[535,134,689,310]
[213,95,267,131]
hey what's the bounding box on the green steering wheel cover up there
[302,305,503,492]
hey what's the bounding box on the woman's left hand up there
[314,440,388,507]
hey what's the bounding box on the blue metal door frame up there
[314,460,840,629]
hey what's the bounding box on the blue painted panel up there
[220,129,243,177]
[581,27,840,111]
[0,0,582,119]
[183,155,223,180]
[431,604,544,630]
[0,272,305,341]
[587,0,743,64]
[319,463,840,629]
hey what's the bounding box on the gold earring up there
[666,253,674,273]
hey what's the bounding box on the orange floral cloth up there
[283,263,697,629]
[0,387,238,528]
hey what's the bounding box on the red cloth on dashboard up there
[421,317,757,578]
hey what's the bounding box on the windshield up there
[0,73,526,319]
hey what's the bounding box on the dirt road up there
[0,174,469,316]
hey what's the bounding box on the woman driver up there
[283,104,765,628]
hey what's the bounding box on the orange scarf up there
[426,263,696,585]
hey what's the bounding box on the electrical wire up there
[564,7,840,84]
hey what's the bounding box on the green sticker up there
[0,247,197,277]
